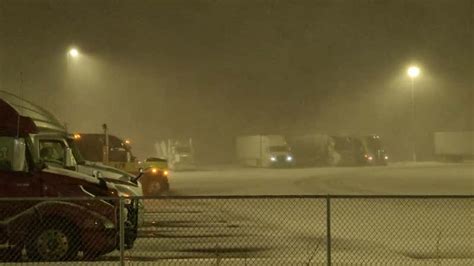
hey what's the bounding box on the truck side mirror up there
[132,166,156,182]
[64,147,76,169]
[0,137,26,172]
[11,138,27,171]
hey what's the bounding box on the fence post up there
[326,196,331,266]
[119,197,125,266]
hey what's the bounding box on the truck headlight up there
[286,156,293,162]
[270,156,277,162]
[384,155,389,160]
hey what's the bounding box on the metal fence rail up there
[0,195,472,265]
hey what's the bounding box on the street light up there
[68,48,79,58]
[407,66,420,78]
[407,65,420,162]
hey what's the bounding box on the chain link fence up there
[330,196,473,265]
[0,196,472,265]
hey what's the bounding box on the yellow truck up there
[74,133,169,194]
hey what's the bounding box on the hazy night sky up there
[0,0,472,161]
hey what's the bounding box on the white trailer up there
[434,131,474,162]
[236,135,293,167]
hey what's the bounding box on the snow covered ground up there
[169,161,474,195]
[122,195,472,265]
[111,162,472,264]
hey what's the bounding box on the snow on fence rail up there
[0,195,472,265]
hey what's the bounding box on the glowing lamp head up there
[73,134,81,140]
[151,168,158,174]
[407,66,420,78]
[69,48,79,58]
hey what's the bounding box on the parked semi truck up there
[0,90,144,218]
[0,90,143,237]
[357,135,389,165]
[434,131,474,162]
[236,135,294,167]
[286,134,388,166]
[0,92,138,261]
[155,138,195,170]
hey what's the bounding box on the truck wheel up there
[26,222,79,261]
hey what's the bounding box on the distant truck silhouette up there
[286,134,388,166]
[236,135,294,167]
[155,138,196,171]
[434,131,474,162]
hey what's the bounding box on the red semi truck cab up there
[0,95,128,261]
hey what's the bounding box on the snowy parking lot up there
[169,161,474,195]
[117,162,472,264]
[125,195,472,265]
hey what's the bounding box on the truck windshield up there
[39,141,66,166]
[269,146,289,152]
[366,138,383,152]
[146,157,167,162]
[67,139,86,165]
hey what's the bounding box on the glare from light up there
[270,156,277,162]
[125,139,131,145]
[69,48,79,58]
[164,170,169,176]
[407,66,420,78]
[73,134,81,139]
[368,156,373,161]
[151,168,158,174]
[286,156,293,162]
[384,155,389,160]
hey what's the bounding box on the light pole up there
[407,66,420,162]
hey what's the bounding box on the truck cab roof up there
[0,99,38,136]
[0,90,65,134]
